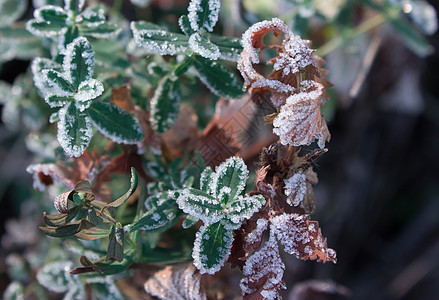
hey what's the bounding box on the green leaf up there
[40,219,95,237]
[131,21,189,55]
[192,222,233,274]
[75,227,110,240]
[176,188,224,225]
[26,19,67,37]
[43,69,75,95]
[188,33,220,60]
[46,95,73,108]
[80,6,106,26]
[87,101,144,144]
[106,168,138,208]
[78,22,121,39]
[63,36,95,89]
[0,0,27,26]
[182,215,199,229]
[57,102,93,157]
[179,15,196,36]
[190,55,244,99]
[199,166,213,193]
[187,0,220,32]
[94,251,134,275]
[74,78,104,111]
[131,191,181,232]
[390,17,433,57]
[3,281,24,300]
[31,57,62,95]
[208,35,243,61]
[59,25,79,51]
[150,76,181,134]
[212,156,248,202]
[106,223,124,262]
[35,6,68,25]
[65,0,85,13]
[222,194,265,229]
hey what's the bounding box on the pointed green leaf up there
[26,19,67,37]
[106,223,124,262]
[150,76,181,134]
[0,0,27,26]
[106,168,138,208]
[131,191,181,232]
[74,78,104,111]
[208,35,243,61]
[190,55,244,99]
[213,156,249,202]
[75,227,111,240]
[57,102,93,157]
[176,188,224,225]
[87,101,144,144]
[222,194,265,229]
[131,21,189,56]
[63,36,95,89]
[179,15,195,36]
[78,22,121,39]
[187,0,220,32]
[35,6,68,24]
[192,222,233,274]
[188,33,220,60]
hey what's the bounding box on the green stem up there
[111,0,124,17]
[316,13,387,57]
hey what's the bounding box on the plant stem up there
[112,0,124,17]
[317,13,387,57]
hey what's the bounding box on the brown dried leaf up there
[109,84,135,112]
[144,263,207,300]
[270,213,336,263]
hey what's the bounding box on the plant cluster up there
[0,0,436,299]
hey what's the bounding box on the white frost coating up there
[176,188,224,225]
[83,26,122,39]
[223,195,265,229]
[272,35,317,76]
[36,261,74,293]
[187,0,220,32]
[31,57,62,98]
[88,102,144,144]
[188,33,221,60]
[251,79,295,94]
[241,18,292,64]
[240,230,285,298]
[192,224,233,274]
[272,82,330,149]
[199,166,213,192]
[80,8,105,27]
[212,156,249,198]
[62,36,94,84]
[74,79,104,109]
[26,19,68,37]
[283,170,307,207]
[57,102,93,157]
[245,218,269,245]
[26,163,73,191]
[131,22,187,56]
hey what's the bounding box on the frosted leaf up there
[199,166,213,193]
[284,170,307,207]
[79,7,105,27]
[406,0,438,35]
[272,82,330,148]
[144,263,207,300]
[270,213,336,263]
[131,21,188,56]
[212,156,249,200]
[25,19,67,37]
[240,230,286,299]
[192,223,233,274]
[272,35,317,77]
[86,276,123,300]
[188,33,220,60]
[223,194,266,229]
[62,36,94,88]
[187,0,220,33]
[57,102,93,157]
[74,79,104,110]
[176,188,224,225]
[36,261,76,293]
[31,57,62,98]
[245,218,269,245]
[41,69,75,104]
[64,0,85,12]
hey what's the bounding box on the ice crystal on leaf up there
[176,156,266,274]
[238,18,331,148]
[187,0,220,33]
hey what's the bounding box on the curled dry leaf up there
[144,263,207,300]
[54,190,74,213]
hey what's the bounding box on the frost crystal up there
[273,36,317,76]
[188,33,220,60]
[187,0,220,32]
[283,170,307,207]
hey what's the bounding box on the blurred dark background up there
[1,0,439,299]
